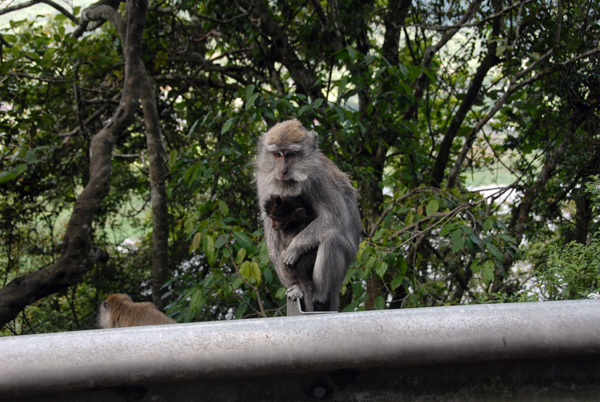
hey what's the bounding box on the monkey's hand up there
[282,245,300,267]
[285,285,304,301]
[281,247,298,268]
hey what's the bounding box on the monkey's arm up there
[282,192,351,266]
[263,215,297,288]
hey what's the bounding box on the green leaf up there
[362,256,377,278]
[258,242,271,266]
[375,261,388,278]
[190,289,205,313]
[240,261,261,285]
[250,262,261,285]
[204,235,216,266]
[374,296,386,310]
[276,287,287,299]
[235,302,248,319]
[191,232,202,252]
[0,164,26,184]
[263,266,273,283]
[236,248,247,264]
[426,199,439,215]
[0,170,18,184]
[440,223,455,237]
[218,200,229,216]
[481,260,495,284]
[470,258,481,273]
[346,45,357,61]
[498,234,517,244]
[311,98,324,109]
[372,229,385,243]
[391,274,404,291]
[451,230,464,252]
[221,118,234,134]
[168,149,178,170]
[231,277,243,289]
[240,261,250,279]
[486,243,503,261]
[245,84,256,100]
[214,235,226,249]
[233,231,254,251]
[25,149,39,164]
[398,258,408,276]
[341,296,365,312]
[246,93,259,110]
[469,232,481,246]
[188,119,199,136]
[356,240,368,262]
[483,218,493,233]
[2,34,17,43]
[496,44,507,58]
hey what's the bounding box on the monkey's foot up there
[285,285,304,301]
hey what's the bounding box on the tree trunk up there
[140,75,170,310]
[358,144,386,310]
[0,0,148,327]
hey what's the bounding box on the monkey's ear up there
[293,208,306,219]
[103,301,111,312]
[310,132,318,149]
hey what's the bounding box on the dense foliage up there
[1,0,599,334]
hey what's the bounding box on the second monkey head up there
[263,195,310,231]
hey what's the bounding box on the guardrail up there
[1,300,599,401]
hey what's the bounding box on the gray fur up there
[255,119,361,311]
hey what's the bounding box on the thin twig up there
[225,242,267,317]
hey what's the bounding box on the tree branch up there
[237,0,324,101]
[430,0,503,187]
[0,0,78,23]
[446,45,600,188]
[404,0,484,121]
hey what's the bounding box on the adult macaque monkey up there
[98,294,176,328]
[264,194,317,311]
[255,119,361,311]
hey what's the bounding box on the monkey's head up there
[256,120,319,188]
[264,195,307,231]
[98,294,132,328]
[102,293,133,310]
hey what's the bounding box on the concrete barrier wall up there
[1,300,600,401]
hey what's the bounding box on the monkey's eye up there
[272,151,284,158]
[285,152,296,158]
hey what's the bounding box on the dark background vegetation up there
[1,0,599,334]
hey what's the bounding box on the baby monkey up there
[264,195,318,311]
[98,293,176,328]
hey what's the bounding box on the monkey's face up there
[265,198,292,231]
[270,217,288,231]
[270,148,301,182]
[98,301,111,328]
[264,195,308,231]
[257,120,318,187]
